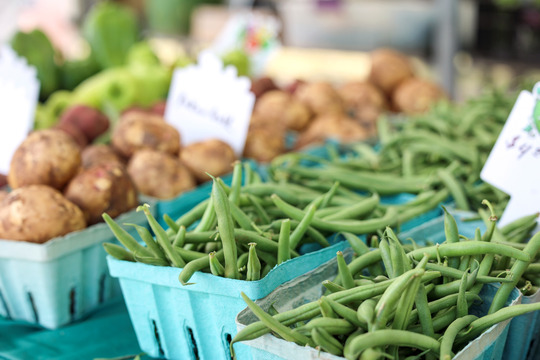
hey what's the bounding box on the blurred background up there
[2,0,540,102]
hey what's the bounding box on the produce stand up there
[2,1,540,360]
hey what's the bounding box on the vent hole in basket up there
[152,320,164,356]
[27,292,39,322]
[223,333,233,359]
[186,326,200,360]
[69,287,76,319]
[0,289,11,319]
[98,274,106,303]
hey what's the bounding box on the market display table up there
[0,299,149,360]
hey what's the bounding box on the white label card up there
[480,83,540,226]
[0,45,39,175]
[164,51,254,156]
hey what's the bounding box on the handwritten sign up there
[481,83,540,226]
[164,51,254,156]
[0,45,39,175]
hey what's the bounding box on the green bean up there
[133,254,169,266]
[409,307,457,334]
[423,263,511,284]
[277,219,291,264]
[414,284,434,338]
[342,232,384,276]
[163,214,179,233]
[247,194,271,224]
[431,266,478,298]
[289,200,319,249]
[172,225,187,248]
[322,193,380,222]
[441,206,460,269]
[209,251,224,276]
[396,188,450,225]
[500,212,539,237]
[246,243,261,281]
[457,270,469,318]
[344,330,440,360]
[263,219,330,248]
[392,269,422,332]
[357,299,376,331]
[138,205,186,268]
[348,249,382,278]
[179,250,224,285]
[458,302,540,345]
[319,181,340,209]
[439,315,477,360]
[295,318,355,336]
[126,223,167,261]
[325,297,366,328]
[323,280,346,293]
[103,243,135,262]
[386,227,411,276]
[210,176,239,279]
[193,195,216,233]
[311,328,343,356]
[171,199,209,231]
[103,213,154,258]
[172,247,207,262]
[373,268,426,331]
[237,251,249,270]
[229,161,242,205]
[337,251,355,289]
[318,296,337,318]
[378,238,394,278]
[407,241,529,262]
[489,231,540,313]
[272,194,399,234]
[238,292,314,351]
[438,168,469,210]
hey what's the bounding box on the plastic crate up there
[0,206,155,329]
[236,273,521,360]
[107,241,353,360]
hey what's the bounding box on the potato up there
[295,113,370,149]
[0,173,7,188]
[338,81,387,112]
[151,100,167,117]
[8,129,81,190]
[59,105,109,143]
[250,76,279,100]
[0,185,86,243]
[254,90,312,131]
[128,149,196,199]
[64,162,138,225]
[180,139,237,183]
[243,124,286,163]
[392,78,447,115]
[294,82,344,116]
[112,111,180,158]
[369,48,414,96]
[55,121,88,148]
[81,144,124,169]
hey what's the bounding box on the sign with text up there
[0,45,39,175]
[164,51,254,156]
[481,83,540,226]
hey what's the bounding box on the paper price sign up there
[164,51,254,156]
[0,45,39,175]
[480,82,540,226]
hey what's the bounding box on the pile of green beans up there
[103,161,405,284]
[270,89,518,215]
[231,202,540,360]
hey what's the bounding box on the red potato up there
[112,111,180,158]
[369,48,414,96]
[250,76,279,100]
[55,121,88,148]
[81,144,125,169]
[64,162,138,225]
[8,129,81,190]
[59,105,109,143]
[0,185,86,243]
[392,78,448,115]
[0,174,7,188]
[180,139,237,183]
[151,101,167,117]
[294,82,344,116]
[128,149,196,199]
[254,90,312,131]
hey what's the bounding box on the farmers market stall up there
[2,2,540,360]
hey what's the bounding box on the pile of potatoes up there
[0,103,237,244]
[246,48,447,161]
